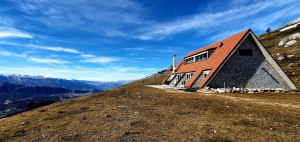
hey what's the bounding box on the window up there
[186,72,193,80]
[173,74,183,85]
[185,51,208,64]
[195,55,200,62]
[177,74,183,80]
[203,53,207,59]
[239,49,252,56]
[203,70,210,78]
[185,57,194,64]
[195,52,207,62]
[181,72,194,86]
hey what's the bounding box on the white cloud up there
[135,0,298,40]
[80,54,95,58]
[12,0,145,37]
[123,46,184,53]
[0,41,80,54]
[0,41,122,64]
[0,50,27,58]
[28,44,81,54]
[0,28,33,38]
[4,0,299,41]
[0,15,33,38]
[208,28,245,42]
[124,47,145,51]
[80,56,120,64]
[251,3,300,31]
[28,57,69,64]
[79,53,120,64]
[111,66,138,72]
[0,50,69,64]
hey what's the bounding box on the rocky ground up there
[259,19,300,87]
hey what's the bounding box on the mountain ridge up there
[0,74,133,91]
[0,75,132,118]
[0,81,94,118]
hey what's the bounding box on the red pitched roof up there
[172,29,250,89]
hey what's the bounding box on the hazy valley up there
[0,74,132,118]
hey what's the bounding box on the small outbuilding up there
[163,29,297,91]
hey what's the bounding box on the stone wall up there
[207,36,290,90]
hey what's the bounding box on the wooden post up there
[224,82,226,92]
[240,84,243,93]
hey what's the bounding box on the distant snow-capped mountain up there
[0,74,132,118]
[0,81,92,118]
[0,74,131,91]
[83,80,133,90]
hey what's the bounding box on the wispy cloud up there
[208,28,245,42]
[80,54,95,58]
[0,28,33,38]
[79,54,120,64]
[0,41,121,64]
[11,0,146,37]
[80,56,120,64]
[28,44,81,54]
[4,0,299,41]
[124,46,184,53]
[0,41,79,53]
[124,47,145,51]
[0,50,27,58]
[0,50,68,64]
[27,57,69,64]
[134,0,298,40]
[0,15,33,38]
[251,3,300,31]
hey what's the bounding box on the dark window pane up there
[239,49,252,56]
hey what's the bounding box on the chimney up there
[173,54,177,73]
[219,41,223,47]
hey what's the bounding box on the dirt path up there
[215,94,300,109]
[146,85,300,109]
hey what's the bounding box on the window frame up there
[185,51,208,64]
[184,57,194,64]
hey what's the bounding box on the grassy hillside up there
[259,24,300,87]
[0,73,299,141]
[1,20,300,142]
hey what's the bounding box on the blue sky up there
[0,0,299,81]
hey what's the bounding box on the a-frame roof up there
[170,29,296,90]
[174,29,249,89]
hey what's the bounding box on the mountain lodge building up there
[163,29,297,91]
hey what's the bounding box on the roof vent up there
[219,41,223,47]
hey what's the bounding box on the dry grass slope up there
[0,73,300,142]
